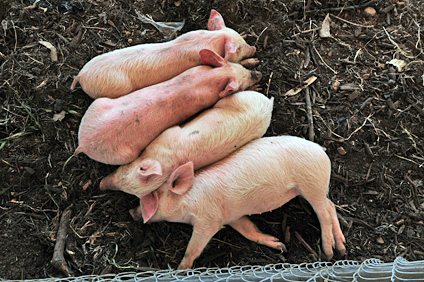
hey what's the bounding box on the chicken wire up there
[2,256,424,282]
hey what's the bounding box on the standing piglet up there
[99,91,273,205]
[75,49,262,165]
[135,136,346,270]
[71,10,257,99]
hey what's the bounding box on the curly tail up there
[74,146,83,156]
[70,76,79,90]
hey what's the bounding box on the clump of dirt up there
[1,0,423,279]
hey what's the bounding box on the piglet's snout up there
[99,176,117,191]
[251,71,262,83]
[249,46,256,57]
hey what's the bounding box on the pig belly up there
[225,187,300,224]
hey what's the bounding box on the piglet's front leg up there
[230,216,287,251]
[177,223,221,270]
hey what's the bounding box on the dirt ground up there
[1,0,424,279]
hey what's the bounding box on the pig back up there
[183,136,331,223]
[75,30,227,99]
[176,91,273,170]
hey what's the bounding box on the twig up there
[292,27,321,38]
[395,155,424,168]
[294,231,318,260]
[312,44,337,74]
[345,114,373,141]
[330,14,374,28]
[405,96,424,116]
[305,88,314,142]
[51,207,74,277]
[255,26,268,46]
[331,173,348,184]
[337,213,349,228]
[305,0,378,14]
[383,27,414,59]
[266,72,273,97]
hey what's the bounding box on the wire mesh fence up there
[2,256,423,282]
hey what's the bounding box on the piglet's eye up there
[140,167,145,171]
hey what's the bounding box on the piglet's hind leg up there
[230,216,286,251]
[304,195,346,260]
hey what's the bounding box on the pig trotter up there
[230,216,287,252]
[240,58,260,67]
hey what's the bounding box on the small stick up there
[255,26,268,46]
[337,212,350,228]
[265,72,273,97]
[383,27,414,59]
[330,14,374,28]
[51,207,74,277]
[305,88,314,142]
[406,96,424,116]
[307,0,378,13]
[292,27,321,38]
[312,44,337,74]
[294,231,318,260]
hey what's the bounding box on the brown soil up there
[1,0,423,279]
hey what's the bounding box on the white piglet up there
[100,91,274,210]
[71,10,257,98]
[134,136,346,269]
[75,50,262,165]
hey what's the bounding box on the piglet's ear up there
[224,40,237,61]
[168,161,194,195]
[200,49,226,67]
[139,159,162,181]
[136,191,159,223]
[219,79,239,98]
[208,10,226,31]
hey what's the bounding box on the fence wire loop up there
[1,257,423,282]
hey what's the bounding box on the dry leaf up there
[53,110,66,122]
[284,76,317,96]
[319,14,331,38]
[82,179,92,191]
[337,146,347,155]
[388,59,407,72]
[364,7,377,17]
[39,40,58,62]
[35,79,48,89]
[376,236,384,244]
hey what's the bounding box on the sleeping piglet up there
[75,49,262,165]
[71,10,258,99]
[100,91,273,203]
[133,136,346,270]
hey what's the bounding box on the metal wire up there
[1,257,423,282]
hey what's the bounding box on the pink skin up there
[75,49,262,165]
[70,10,257,99]
[99,90,273,202]
[134,136,347,270]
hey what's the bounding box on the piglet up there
[70,10,257,99]
[133,136,346,270]
[100,91,273,201]
[75,49,262,165]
